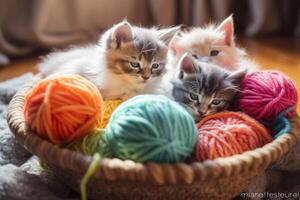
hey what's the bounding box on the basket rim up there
[6,76,300,185]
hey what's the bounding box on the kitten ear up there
[111,20,133,48]
[216,15,234,46]
[178,53,198,77]
[226,69,247,84]
[157,26,181,46]
[169,34,185,56]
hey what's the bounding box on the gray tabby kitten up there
[39,20,180,100]
[172,53,246,122]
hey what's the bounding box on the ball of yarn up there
[195,112,272,162]
[67,128,110,156]
[236,71,298,121]
[24,75,104,144]
[105,95,197,163]
[269,117,291,139]
[98,100,122,128]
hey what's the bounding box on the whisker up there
[142,48,157,53]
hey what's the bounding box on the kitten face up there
[172,54,246,122]
[170,15,244,70]
[104,21,180,91]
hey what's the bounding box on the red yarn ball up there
[236,71,298,121]
[195,112,272,162]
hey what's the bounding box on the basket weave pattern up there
[7,78,300,200]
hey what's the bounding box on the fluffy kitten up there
[169,15,258,71]
[39,20,180,100]
[172,53,246,122]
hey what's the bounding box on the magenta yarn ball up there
[236,71,298,121]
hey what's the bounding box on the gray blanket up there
[0,74,78,200]
[0,74,299,200]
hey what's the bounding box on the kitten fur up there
[172,53,246,122]
[38,20,180,100]
[169,15,258,71]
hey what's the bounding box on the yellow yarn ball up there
[98,100,123,128]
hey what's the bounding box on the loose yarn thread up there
[80,153,101,200]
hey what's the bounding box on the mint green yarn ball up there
[105,95,197,163]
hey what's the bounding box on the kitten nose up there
[198,111,206,117]
[142,76,150,81]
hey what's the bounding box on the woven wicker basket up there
[7,78,300,200]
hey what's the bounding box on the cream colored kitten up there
[39,20,180,100]
[169,15,258,71]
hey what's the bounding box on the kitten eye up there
[210,50,219,56]
[192,54,198,59]
[130,62,140,68]
[189,93,199,101]
[211,99,221,105]
[152,63,160,69]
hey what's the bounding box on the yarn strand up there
[80,153,101,200]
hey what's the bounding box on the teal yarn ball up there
[105,95,197,163]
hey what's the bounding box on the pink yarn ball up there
[236,71,298,121]
[195,112,272,162]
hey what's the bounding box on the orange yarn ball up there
[195,112,272,162]
[24,75,104,144]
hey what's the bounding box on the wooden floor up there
[1,37,299,113]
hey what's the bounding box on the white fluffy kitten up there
[169,15,258,71]
[39,21,180,100]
